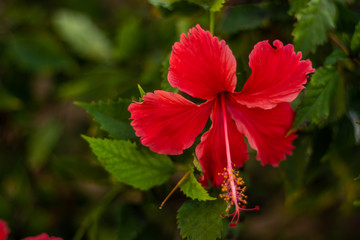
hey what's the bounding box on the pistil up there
[219,93,259,227]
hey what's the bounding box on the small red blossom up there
[22,233,63,240]
[0,219,10,240]
[129,25,314,225]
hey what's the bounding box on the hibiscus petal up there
[168,24,237,99]
[0,219,10,240]
[129,90,213,155]
[196,96,248,187]
[236,40,314,109]
[227,95,297,166]
[22,233,63,240]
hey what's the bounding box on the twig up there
[329,33,360,68]
[159,170,191,209]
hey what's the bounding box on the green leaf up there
[288,0,310,15]
[58,67,133,101]
[351,21,360,53]
[160,53,178,93]
[114,18,144,61]
[280,136,312,194]
[137,84,146,99]
[51,155,109,183]
[8,34,74,72]
[210,0,225,12]
[187,0,224,12]
[177,199,226,240]
[294,66,339,128]
[148,0,180,9]
[83,137,175,190]
[221,4,269,33]
[292,0,336,56]
[324,49,349,66]
[354,175,360,181]
[354,200,360,207]
[27,120,62,171]
[329,74,346,122]
[192,154,203,173]
[0,85,22,111]
[116,204,146,240]
[76,99,134,139]
[53,9,112,62]
[180,168,216,201]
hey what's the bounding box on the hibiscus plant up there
[1,0,360,240]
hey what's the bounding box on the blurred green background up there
[0,0,360,239]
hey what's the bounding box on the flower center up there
[219,93,259,227]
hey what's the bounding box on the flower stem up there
[209,10,215,35]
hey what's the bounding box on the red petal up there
[0,219,10,240]
[195,96,248,187]
[129,90,213,155]
[227,94,297,166]
[236,40,314,109]
[22,233,63,240]
[168,25,237,99]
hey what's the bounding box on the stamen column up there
[219,93,259,227]
[220,93,241,224]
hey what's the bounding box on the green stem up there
[209,10,215,35]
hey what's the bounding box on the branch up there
[329,33,360,68]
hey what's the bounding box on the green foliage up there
[351,21,360,53]
[8,34,74,72]
[114,18,144,61]
[149,0,181,9]
[280,135,312,194]
[0,85,22,110]
[210,0,225,12]
[116,205,146,240]
[137,84,146,99]
[53,9,112,62]
[292,0,336,55]
[221,4,269,33]
[288,0,310,15]
[294,66,339,128]
[161,53,178,92]
[180,168,216,201]
[2,0,360,239]
[324,48,349,66]
[51,155,109,183]
[187,0,225,12]
[27,120,62,171]
[83,137,175,190]
[152,0,225,11]
[177,199,226,240]
[57,67,133,100]
[193,154,203,173]
[76,99,135,139]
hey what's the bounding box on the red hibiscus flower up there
[22,233,63,240]
[0,219,10,240]
[129,25,314,225]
